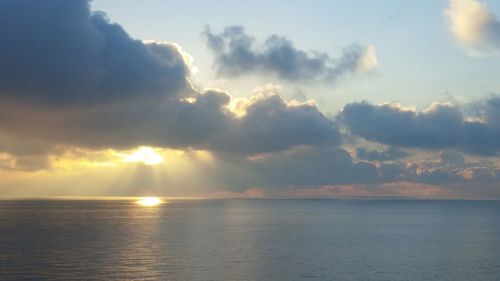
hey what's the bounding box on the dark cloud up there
[375,150,500,186]
[379,163,407,181]
[0,92,339,156]
[0,0,340,156]
[0,135,54,171]
[0,0,190,106]
[439,151,466,168]
[206,94,340,154]
[356,147,409,161]
[252,147,378,187]
[340,102,463,148]
[204,146,379,191]
[405,164,465,185]
[203,25,377,83]
[0,0,499,197]
[340,98,500,155]
[190,146,500,192]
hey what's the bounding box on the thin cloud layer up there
[445,0,500,55]
[203,25,377,83]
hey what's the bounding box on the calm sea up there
[0,199,499,280]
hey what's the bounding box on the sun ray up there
[123,147,164,166]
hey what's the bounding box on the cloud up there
[206,94,340,154]
[404,151,500,185]
[0,92,339,157]
[0,0,339,156]
[209,145,499,192]
[445,0,500,55]
[249,146,379,187]
[439,151,467,167]
[274,182,457,199]
[0,135,55,171]
[340,102,464,149]
[0,0,191,105]
[203,25,377,83]
[355,45,379,72]
[356,147,409,162]
[0,0,499,198]
[340,97,500,155]
[0,153,51,171]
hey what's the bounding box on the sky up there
[1,0,500,199]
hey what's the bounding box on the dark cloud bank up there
[0,0,337,155]
[356,147,409,162]
[340,98,500,156]
[0,0,499,197]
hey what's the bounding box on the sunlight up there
[136,197,163,207]
[125,147,164,165]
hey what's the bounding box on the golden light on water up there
[136,197,163,207]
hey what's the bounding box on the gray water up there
[0,199,499,281]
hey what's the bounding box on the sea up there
[0,199,499,280]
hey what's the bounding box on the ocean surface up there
[0,199,499,281]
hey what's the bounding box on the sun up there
[136,197,163,207]
[124,146,164,165]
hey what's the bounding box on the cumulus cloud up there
[340,97,500,155]
[0,0,191,105]
[206,94,340,154]
[203,25,377,83]
[0,0,339,157]
[445,0,500,55]
[340,102,464,149]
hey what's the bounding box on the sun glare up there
[136,197,163,207]
[125,146,164,165]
